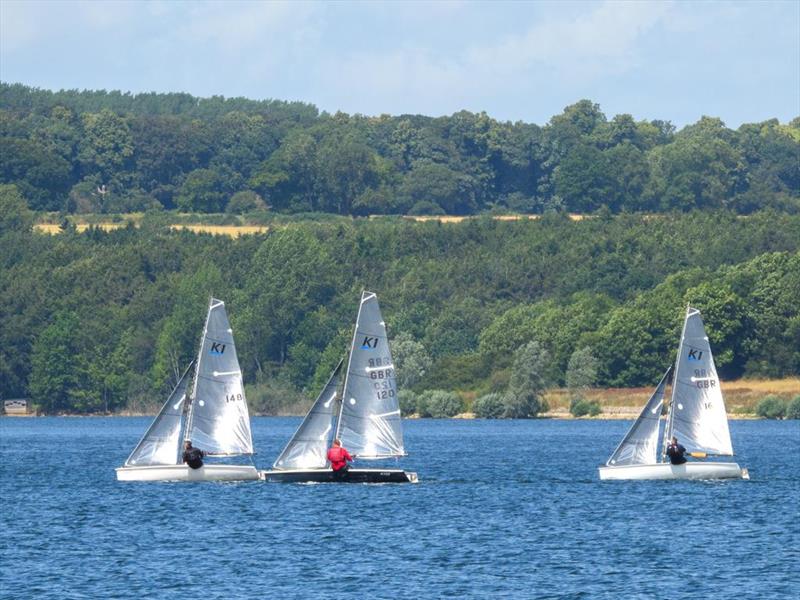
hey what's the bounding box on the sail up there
[185,298,254,455]
[124,362,194,466]
[666,306,733,456]
[336,291,405,459]
[273,360,343,470]
[606,367,671,466]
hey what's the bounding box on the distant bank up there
[7,377,798,419]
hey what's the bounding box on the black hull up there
[260,468,418,484]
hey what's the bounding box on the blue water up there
[1,418,797,599]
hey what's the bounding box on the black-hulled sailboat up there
[260,291,417,483]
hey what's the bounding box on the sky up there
[1,0,798,128]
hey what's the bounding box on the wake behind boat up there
[260,291,417,483]
[598,305,748,481]
[116,298,258,482]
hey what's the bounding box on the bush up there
[418,390,464,418]
[784,395,800,419]
[502,390,543,418]
[226,190,267,214]
[245,378,306,415]
[398,389,418,417]
[473,393,505,419]
[755,395,787,419]
[570,398,602,417]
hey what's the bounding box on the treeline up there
[1,82,799,217]
[2,190,799,414]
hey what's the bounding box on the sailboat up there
[260,291,418,483]
[598,305,749,481]
[116,298,259,482]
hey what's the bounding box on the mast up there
[661,303,689,462]
[333,293,363,442]
[183,297,213,443]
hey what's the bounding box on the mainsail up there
[336,291,405,459]
[124,362,194,466]
[185,298,254,456]
[665,306,733,456]
[273,360,344,470]
[606,367,671,466]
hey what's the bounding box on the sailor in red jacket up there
[327,438,353,479]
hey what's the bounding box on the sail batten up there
[273,360,344,470]
[336,291,405,459]
[665,306,734,457]
[606,367,671,466]
[125,362,194,466]
[185,298,254,456]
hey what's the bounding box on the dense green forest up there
[1,83,799,216]
[2,186,799,414]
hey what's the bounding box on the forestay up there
[336,291,405,459]
[273,360,343,470]
[606,367,671,466]
[667,307,733,456]
[185,298,254,456]
[125,362,194,466]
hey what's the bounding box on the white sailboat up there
[260,291,418,483]
[598,306,749,481]
[117,298,259,482]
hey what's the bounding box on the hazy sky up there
[1,0,798,128]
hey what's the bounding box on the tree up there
[392,331,432,390]
[417,390,464,418]
[566,346,599,401]
[77,109,134,179]
[473,393,504,418]
[239,228,337,371]
[176,168,227,212]
[0,184,34,232]
[398,160,473,215]
[151,264,226,389]
[28,311,86,413]
[503,340,548,418]
[226,190,267,214]
[0,137,72,210]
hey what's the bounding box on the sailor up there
[182,440,206,469]
[666,436,688,465]
[327,439,353,479]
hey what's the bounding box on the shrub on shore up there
[755,395,787,419]
[570,398,602,417]
[398,389,418,417]
[785,395,800,419]
[473,393,505,419]
[418,390,464,418]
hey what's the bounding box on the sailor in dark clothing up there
[666,436,688,465]
[182,440,205,469]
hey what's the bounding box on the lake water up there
[0,417,797,599]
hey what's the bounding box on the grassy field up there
[538,377,800,418]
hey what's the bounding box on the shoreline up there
[1,411,766,420]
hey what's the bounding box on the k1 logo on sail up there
[687,348,703,361]
[210,342,226,355]
[361,336,378,350]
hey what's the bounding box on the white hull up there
[598,462,748,481]
[116,464,259,482]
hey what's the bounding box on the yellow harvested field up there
[169,224,268,237]
[35,222,269,237]
[35,222,129,234]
